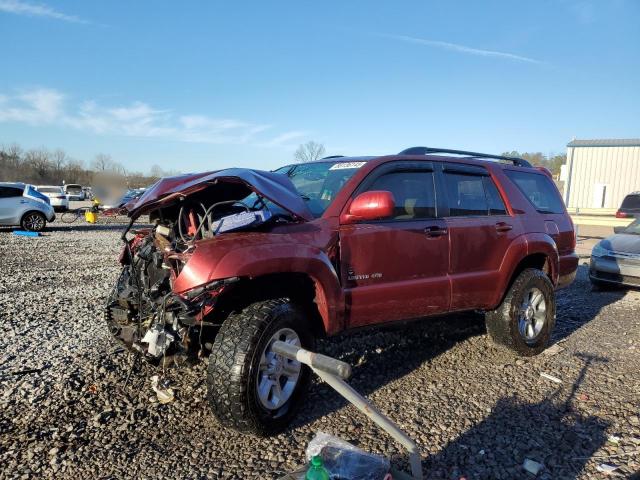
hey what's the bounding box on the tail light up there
[616,211,628,218]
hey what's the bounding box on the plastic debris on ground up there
[305,432,390,480]
[539,372,562,384]
[13,230,40,237]
[596,463,619,474]
[150,375,174,404]
[607,435,621,445]
[522,458,544,475]
[543,344,564,356]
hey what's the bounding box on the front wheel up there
[207,299,314,436]
[485,269,556,356]
[21,211,46,232]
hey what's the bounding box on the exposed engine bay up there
[105,175,305,365]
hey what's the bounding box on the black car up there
[616,192,640,219]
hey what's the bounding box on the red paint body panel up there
[141,153,577,337]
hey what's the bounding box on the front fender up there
[173,242,344,335]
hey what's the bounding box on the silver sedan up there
[590,218,640,288]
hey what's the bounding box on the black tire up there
[21,211,47,232]
[485,269,556,356]
[207,299,314,436]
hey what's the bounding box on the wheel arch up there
[491,233,559,308]
[198,243,344,336]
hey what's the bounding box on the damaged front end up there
[105,168,312,365]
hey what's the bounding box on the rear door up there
[339,162,451,327]
[0,186,26,224]
[439,163,523,310]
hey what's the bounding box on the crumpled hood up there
[601,233,640,255]
[126,168,313,221]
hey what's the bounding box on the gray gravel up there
[1,224,639,479]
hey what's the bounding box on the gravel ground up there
[1,224,639,479]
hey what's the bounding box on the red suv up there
[107,147,578,435]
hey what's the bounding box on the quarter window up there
[366,171,436,219]
[505,170,565,214]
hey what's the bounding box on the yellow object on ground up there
[85,211,98,223]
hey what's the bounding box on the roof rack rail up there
[398,147,532,168]
[320,155,345,159]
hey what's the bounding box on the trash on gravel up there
[607,435,621,444]
[12,230,40,237]
[305,432,390,480]
[87,384,99,394]
[543,344,565,356]
[596,463,619,474]
[540,372,562,383]
[578,393,590,401]
[151,375,174,404]
[523,458,544,475]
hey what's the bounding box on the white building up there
[563,138,640,214]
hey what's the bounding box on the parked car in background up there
[0,182,56,231]
[64,183,85,201]
[35,185,70,211]
[82,186,93,200]
[590,217,640,288]
[107,147,578,435]
[100,188,145,210]
[616,192,640,219]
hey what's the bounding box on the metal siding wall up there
[567,146,640,210]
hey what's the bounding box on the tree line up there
[0,143,176,188]
[502,151,566,177]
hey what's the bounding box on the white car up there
[35,185,70,211]
[63,183,85,201]
[0,182,56,231]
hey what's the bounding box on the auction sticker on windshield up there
[329,162,367,170]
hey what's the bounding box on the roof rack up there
[398,147,532,168]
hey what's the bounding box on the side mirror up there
[342,190,395,223]
[613,226,625,234]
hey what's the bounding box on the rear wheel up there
[21,211,46,232]
[206,299,313,436]
[486,269,556,356]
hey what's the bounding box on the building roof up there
[567,138,640,148]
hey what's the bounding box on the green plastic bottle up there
[305,455,330,480]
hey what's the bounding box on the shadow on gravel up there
[553,264,626,342]
[423,352,610,479]
[294,310,487,427]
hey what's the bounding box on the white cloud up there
[0,87,307,147]
[0,0,88,23]
[385,34,543,65]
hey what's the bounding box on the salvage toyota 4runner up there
[107,147,578,435]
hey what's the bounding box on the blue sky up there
[0,0,638,173]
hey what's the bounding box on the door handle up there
[425,226,448,237]
[20,200,28,204]
[495,222,513,233]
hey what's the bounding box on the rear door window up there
[505,170,565,214]
[366,171,436,219]
[444,173,488,216]
[0,186,24,198]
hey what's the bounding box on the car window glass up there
[621,194,640,210]
[483,177,507,215]
[444,173,488,216]
[0,186,23,198]
[505,170,565,214]
[366,171,436,219]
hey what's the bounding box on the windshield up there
[66,185,82,193]
[273,161,366,217]
[622,219,640,234]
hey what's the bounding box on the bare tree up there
[92,153,113,172]
[294,141,326,163]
